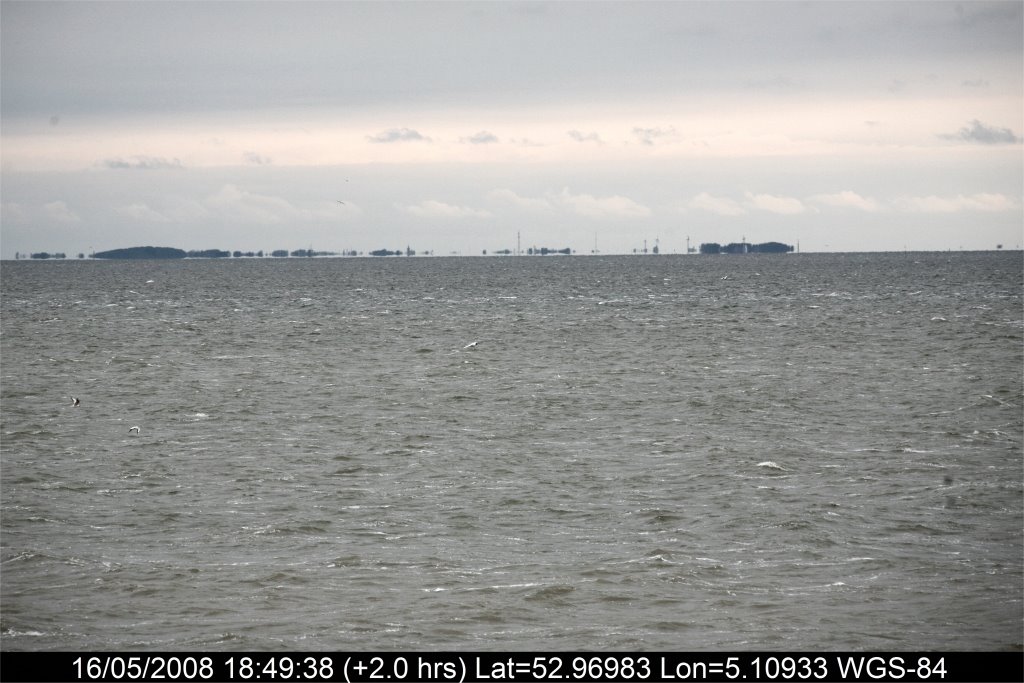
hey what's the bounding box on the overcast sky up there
[2,0,1021,258]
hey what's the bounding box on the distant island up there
[91,247,346,259]
[93,246,187,259]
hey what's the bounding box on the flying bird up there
[71,397,80,407]
[128,426,140,434]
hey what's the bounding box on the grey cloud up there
[366,128,431,144]
[632,126,677,146]
[567,130,603,144]
[244,151,272,165]
[461,131,499,144]
[3,2,1021,121]
[101,156,184,170]
[947,120,1020,144]
[954,1,1023,30]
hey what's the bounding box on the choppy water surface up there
[2,252,1021,651]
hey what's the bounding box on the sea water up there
[1,252,1021,651]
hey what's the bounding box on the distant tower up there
[517,231,521,256]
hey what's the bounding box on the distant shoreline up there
[6,248,1020,261]
[11,240,1023,261]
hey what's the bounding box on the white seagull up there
[128,426,141,434]
[71,397,80,407]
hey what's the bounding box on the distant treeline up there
[82,246,448,259]
[485,247,572,255]
[700,241,794,254]
[20,243,795,260]
[24,246,418,260]
[83,246,352,260]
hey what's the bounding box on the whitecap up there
[491,582,543,589]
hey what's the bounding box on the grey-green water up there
[2,252,1021,651]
